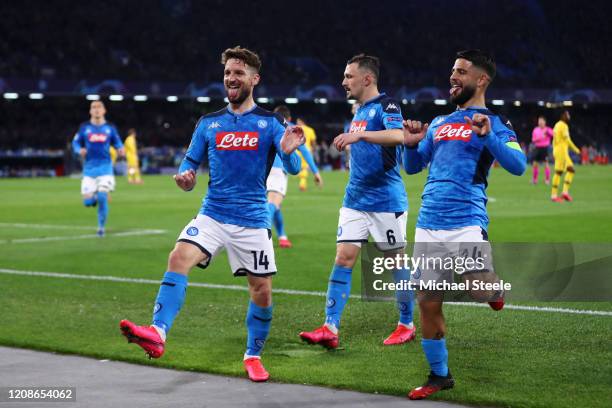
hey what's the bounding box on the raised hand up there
[464,113,491,137]
[280,126,305,154]
[173,169,196,191]
[403,120,429,147]
[79,148,87,158]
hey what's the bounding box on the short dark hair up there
[273,105,291,120]
[456,49,496,80]
[347,53,380,81]
[221,46,262,72]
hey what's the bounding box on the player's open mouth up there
[450,84,461,96]
[227,84,241,99]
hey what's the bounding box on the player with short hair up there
[531,115,553,184]
[72,100,125,237]
[402,49,526,400]
[119,46,304,382]
[267,105,322,248]
[299,53,416,348]
[551,110,580,202]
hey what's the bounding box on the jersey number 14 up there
[251,250,270,271]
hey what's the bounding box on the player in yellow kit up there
[296,118,317,191]
[551,111,580,202]
[125,129,143,184]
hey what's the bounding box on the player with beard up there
[402,50,526,399]
[119,46,304,382]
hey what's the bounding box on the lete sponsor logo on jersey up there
[434,123,472,143]
[88,133,108,143]
[349,120,367,133]
[216,132,259,150]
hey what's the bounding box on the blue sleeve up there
[71,127,85,154]
[178,118,207,173]
[273,117,301,175]
[111,126,123,149]
[483,117,526,176]
[403,126,434,174]
[380,99,404,130]
[297,144,318,173]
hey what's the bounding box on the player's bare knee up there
[248,276,272,306]
[335,245,359,267]
[555,170,563,175]
[167,249,189,272]
[566,166,575,173]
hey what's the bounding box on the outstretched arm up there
[333,128,403,151]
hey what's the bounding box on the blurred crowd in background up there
[1,0,610,177]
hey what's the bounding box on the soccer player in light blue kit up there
[403,50,526,400]
[299,54,416,348]
[267,105,323,248]
[120,47,304,382]
[72,100,124,237]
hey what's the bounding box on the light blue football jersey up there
[404,106,526,231]
[343,93,408,213]
[72,121,123,177]
[179,105,302,228]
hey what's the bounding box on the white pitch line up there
[0,229,167,244]
[0,222,97,230]
[0,268,610,317]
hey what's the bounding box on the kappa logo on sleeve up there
[216,132,259,150]
[434,123,472,143]
[349,121,367,133]
[384,101,400,113]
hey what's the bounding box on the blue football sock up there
[83,197,97,207]
[393,268,414,325]
[245,301,273,356]
[96,192,109,229]
[273,207,286,237]
[152,272,188,334]
[324,264,352,329]
[422,338,449,377]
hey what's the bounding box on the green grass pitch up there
[1,166,611,408]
